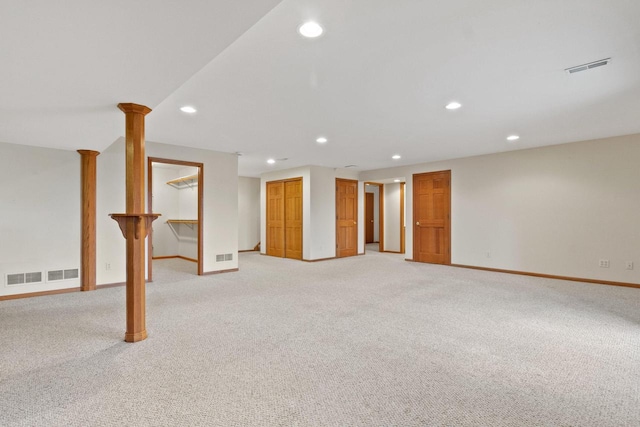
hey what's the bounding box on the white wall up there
[260,165,360,260]
[238,177,260,251]
[383,183,401,252]
[0,142,80,296]
[360,134,640,284]
[97,138,238,283]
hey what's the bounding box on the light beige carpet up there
[1,252,639,426]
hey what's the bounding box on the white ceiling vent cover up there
[565,58,611,74]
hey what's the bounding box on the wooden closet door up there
[266,181,285,257]
[413,171,450,264]
[336,179,358,257]
[284,179,302,260]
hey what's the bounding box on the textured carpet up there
[1,252,639,426]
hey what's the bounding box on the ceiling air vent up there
[565,58,611,74]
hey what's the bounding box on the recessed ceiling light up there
[445,102,462,110]
[507,135,520,141]
[394,179,401,183]
[392,154,401,160]
[180,106,197,113]
[298,21,324,38]
[316,137,328,143]
[267,159,276,164]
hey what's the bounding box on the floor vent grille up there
[7,272,43,285]
[216,254,233,262]
[47,268,79,282]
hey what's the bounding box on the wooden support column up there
[78,150,100,291]
[109,103,159,343]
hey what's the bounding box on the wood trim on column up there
[111,102,156,343]
[77,150,99,291]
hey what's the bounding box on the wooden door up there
[266,181,285,257]
[413,171,450,264]
[336,179,358,257]
[284,179,302,260]
[365,192,374,243]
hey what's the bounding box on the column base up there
[124,330,148,343]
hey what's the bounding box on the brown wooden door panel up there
[336,179,358,257]
[365,192,374,243]
[266,178,302,260]
[413,171,450,264]
[266,181,285,257]
[284,179,303,260]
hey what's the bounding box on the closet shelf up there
[166,174,198,189]
[166,219,198,224]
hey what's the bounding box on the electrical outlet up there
[105,263,111,271]
[626,261,634,270]
[599,259,610,268]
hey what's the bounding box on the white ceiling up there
[2,0,640,177]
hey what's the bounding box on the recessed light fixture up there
[180,106,197,113]
[392,154,401,160]
[298,21,324,38]
[445,102,462,110]
[267,159,276,164]
[316,137,328,144]
[394,179,401,183]
[507,135,520,141]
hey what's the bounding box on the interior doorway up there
[336,178,358,258]
[413,170,451,264]
[147,157,204,279]
[364,182,384,252]
[266,178,302,260]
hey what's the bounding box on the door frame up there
[412,170,451,265]
[363,182,384,252]
[400,182,405,254]
[147,157,204,278]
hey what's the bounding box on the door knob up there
[353,221,357,225]
[370,220,373,223]
[416,221,420,226]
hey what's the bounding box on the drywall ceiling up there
[2,0,640,177]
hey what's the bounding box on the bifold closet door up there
[266,181,285,257]
[266,178,302,259]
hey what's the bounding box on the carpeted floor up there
[1,251,639,426]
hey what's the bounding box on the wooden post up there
[78,150,100,291]
[110,103,159,343]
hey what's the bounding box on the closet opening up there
[364,182,384,253]
[147,157,204,279]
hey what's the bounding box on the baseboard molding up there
[153,255,198,263]
[302,257,337,262]
[0,287,80,301]
[96,281,126,289]
[382,250,404,254]
[450,264,640,289]
[202,268,239,275]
